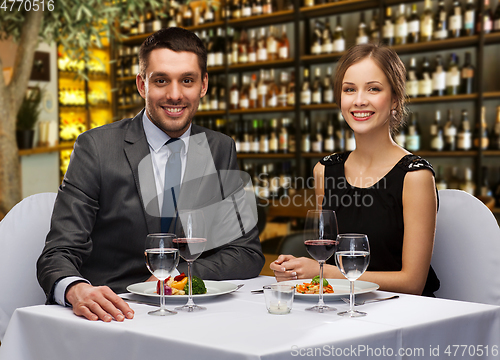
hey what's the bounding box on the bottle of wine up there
[449,0,463,38]
[242,0,252,17]
[253,0,263,16]
[263,0,274,15]
[312,67,323,105]
[446,53,461,96]
[460,167,476,195]
[448,166,461,189]
[269,118,279,153]
[300,68,312,105]
[356,12,369,45]
[406,57,419,98]
[464,0,476,35]
[183,4,193,27]
[230,75,239,110]
[490,106,500,150]
[251,119,260,153]
[382,6,395,46]
[249,73,258,109]
[322,18,334,54]
[257,69,268,108]
[394,119,407,148]
[257,28,268,62]
[311,20,323,55]
[323,66,334,104]
[206,29,216,67]
[434,0,448,40]
[370,9,380,43]
[246,29,256,63]
[494,1,500,32]
[233,120,241,152]
[210,75,219,110]
[288,117,296,153]
[324,116,335,153]
[279,118,289,153]
[395,4,408,45]
[473,106,489,150]
[311,119,324,153]
[457,109,473,151]
[267,26,278,61]
[419,57,433,97]
[204,2,215,23]
[432,55,446,96]
[287,71,295,106]
[461,52,475,94]
[278,71,289,107]
[279,25,290,59]
[232,0,242,19]
[267,69,279,108]
[408,3,420,43]
[260,119,270,154]
[241,120,251,153]
[334,112,345,152]
[444,109,458,151]
[239,74,250,110]
[430,110,445,151]
[421,0,434,42]
[345,124,356,151]
[302,117,311,153]
[218,76,227,111]
[332,16,346,53]
[406,112,421,152]
[214,28,225,67]
[478,0,494,34]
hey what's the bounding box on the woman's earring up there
[391,109,397,117]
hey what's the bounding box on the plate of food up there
[281,277,379,300]
[126,273,239,299]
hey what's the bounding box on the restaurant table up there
[1,276,500,360]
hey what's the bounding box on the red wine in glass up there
[305,240,337,262]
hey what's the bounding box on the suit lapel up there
[123,110,161,234]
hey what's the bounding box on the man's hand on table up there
[65,282,134,322]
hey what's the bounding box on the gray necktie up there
[161,138,184,233]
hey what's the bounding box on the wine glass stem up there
[349,280,355,313]
[186,261,195,307]
[318,261,325,307]
[160,279,166,311]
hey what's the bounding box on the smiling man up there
[37,28,264,322]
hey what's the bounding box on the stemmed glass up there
[144,233,180,316]
[174,209,208,312]
[303,210,338,312]
[335,233,370,317]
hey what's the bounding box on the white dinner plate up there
[281,279,379,300]
[126,280,239,299]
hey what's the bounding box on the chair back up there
[278,232,314,259]
[432,189,500,305]
[0,192,57,341]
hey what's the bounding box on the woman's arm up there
[345,169,437,294]
[273,168,438,295]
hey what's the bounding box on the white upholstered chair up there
[431,189,500,305]
[0,192,57,341]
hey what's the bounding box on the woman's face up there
[340,58,396,135]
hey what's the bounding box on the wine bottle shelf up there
[118,103,144,110]
[407,94,478,104]
[237,153,295,159]
[228,9,295,28]
[300,0,379,18]
[229,59,295,71]
[195,110,226,117]
[116,76,136,82]
[300,151,480,158]
[18,142,75,157]
[230,106,295,115]
[391,36,479,55]
[302,103,338,111]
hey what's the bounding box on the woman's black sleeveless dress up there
[320,152,440,296]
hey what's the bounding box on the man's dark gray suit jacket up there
[37,110,265,302]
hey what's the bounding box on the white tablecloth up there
[1,276,500,360]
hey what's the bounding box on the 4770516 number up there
[444,345,498,357]
[1,0,54,11]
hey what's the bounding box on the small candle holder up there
[263,284,295,315]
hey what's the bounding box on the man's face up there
[136,48,208,138]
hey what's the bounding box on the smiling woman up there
[271,44,440,297]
